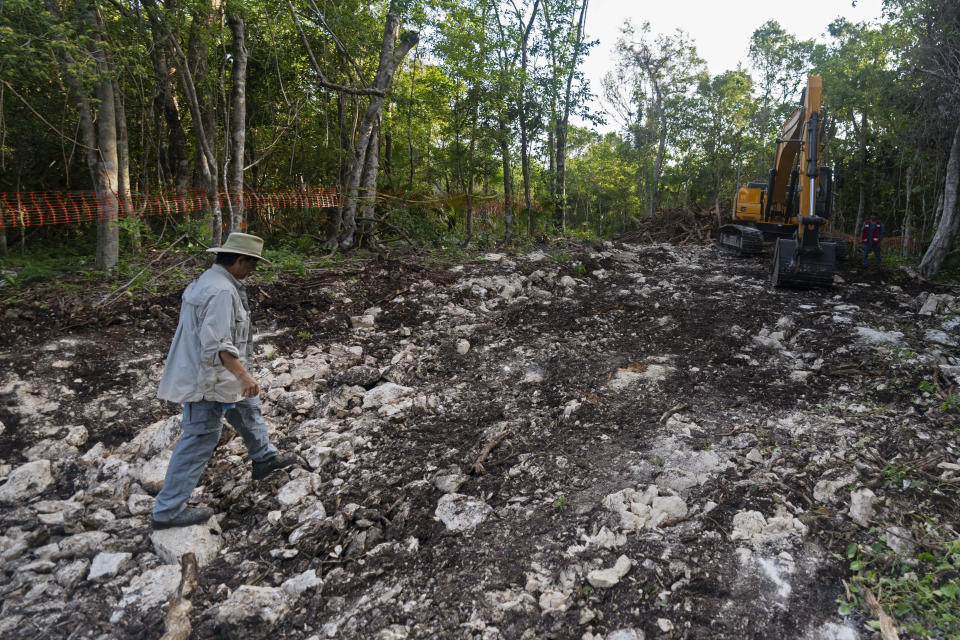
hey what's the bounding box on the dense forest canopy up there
[0,0,958,276]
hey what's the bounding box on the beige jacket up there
[156,265,251,403]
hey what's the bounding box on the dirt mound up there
[617,206,718,245]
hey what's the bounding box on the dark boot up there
[252,452,298,480]
[151,506,214,530]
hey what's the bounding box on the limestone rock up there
[118,415,181,459]
[87,552,132,582]
[607,630,645,640]
[886,526,915,555]
[137,449,172,492]
[127,493,155,516]
[303,444,334,470]
[435,493,493,532]
[277,476,315,507]
[730,507,807,546]
[362,382,414,410]
[280,569,323,599]
[55,559,90,589]
[337,365,381,388]
[0,460,54,503]
[587,555,632,588]
[813,472,857,504]
[150,518,222,567]
[216,585,291,639]
[24,439,79,462]
[112,565,181,620]
[602,486,687,533]
[58,531,111,558]
[848,488,876,527]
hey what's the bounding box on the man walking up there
[861,214,884,268]
[152,233,296,529]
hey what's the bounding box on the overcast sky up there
[579,0,887,131]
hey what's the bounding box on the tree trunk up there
[651,108,667,215]
[114,79,137,252]
[499,117,514,245]
[358,118,380,248]
[919,120,960,278]
[853,112,868,238]
[228,14,247,234]
[903,163,914,256]
[186,3,221,243]
[555,0,589,231]
[148,21,189,192]
[51,0,120,271]
[517,0,540,237]
[93,63,120,271]
[338,10,417,249]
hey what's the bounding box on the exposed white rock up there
[731,507,808,546]
[112,565,182,621]
[58,531,111,558]
[582,527,626,550]
[433,469,467,494]
[435,493,493,531]
[277,476,315,507]
[303,444,334,470]
[24,439,79,462]
[813,472,858,503]
[848,488,876,527]
[137,449,172,492]
[118,415,181,459]
[587,555,631,588]
[216,585,291,639]
[607,629,645,640]
[281,569,323,599]
[918,293,940,316]
[538,589,569,613]
[602,486,687,533]
[150,518,222,567]
[456,339,471,355]
[55,559,90,588]
[350,315,376,329]
[362,382,414,410]
[127,493,154,515]
[87,552,132,582]
[63,425,89,447]
[0,459,54,503]
[885,526,914,555]
[854,326,904,348]
[297,501,327,523]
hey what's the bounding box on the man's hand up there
[220,352,260,398]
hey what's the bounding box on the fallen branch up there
[862,586,900,640]
[472,430,510,474]
[97,234,188,308]
[160,552,199,640]
[659,402,688,424]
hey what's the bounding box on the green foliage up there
[552,495,569,511]
[842,532,960,637]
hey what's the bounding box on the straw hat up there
[207,233,272,264]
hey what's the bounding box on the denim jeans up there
[152,396,278,522]
[862,243,882,267]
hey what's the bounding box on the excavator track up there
[717,224,765,257]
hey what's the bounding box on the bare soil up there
[1,240,958,640]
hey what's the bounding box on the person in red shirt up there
[861,215,884,268]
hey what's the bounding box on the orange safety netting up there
[0,187,342,230]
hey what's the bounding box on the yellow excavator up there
[718,74,837,287]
